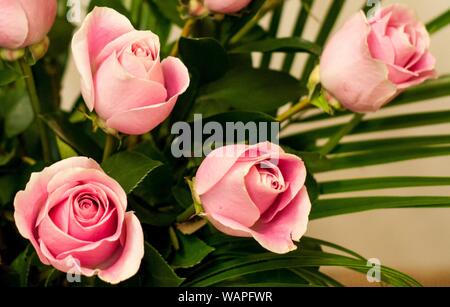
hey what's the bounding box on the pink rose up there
[0,0,57,49]
[195,142,311,254]
[320,4,436,113]
[72,7,190,135]
[13,157,144,284]
[204,0,253,14]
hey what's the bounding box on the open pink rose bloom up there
[195,142,311,254]
[14,157,144,284]
[72,7,190,135]
[320,4,436,113]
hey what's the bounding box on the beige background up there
[62,0,450,286]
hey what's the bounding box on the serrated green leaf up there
[195,68,305,116]
[172,233,214,269]
[179,37,229,83]
[102,151,162,194]
[142,242,185,287]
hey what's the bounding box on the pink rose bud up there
[320,4,436,113]
[195,142,311,254]
[204,0,253,14]
[71,7,190,135]
[0,0,57,50]
[14,157,144,284]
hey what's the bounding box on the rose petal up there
[97,213,144,284]
[19,0,57,47]
[204,0,252,14]
[260,153,307,223]
[94,51,168,120]
[105,57,189,135]
[208,187,311,254]
[201,160,261,227]
[71,7,134,110]
[0,0,28,49]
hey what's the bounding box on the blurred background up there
[62,0,450,286]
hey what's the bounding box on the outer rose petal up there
[94,52,168,120]
[71,7,134,110]
[97,213,144,284]
[208,187,311,254]
[200,160,261,228]
[320,11,398,112]
[19,0,57,47]
[205,0,252,14]
[0,0,28,49]
[196,142,283,195]
[105,57,189,135]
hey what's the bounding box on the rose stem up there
[228,0,283,46]
[19,58,52,163]
[275,96,311,123]
[102,134,116,162]
[170,18,196,57]
[319,113,364,155]
[169,226,180,251]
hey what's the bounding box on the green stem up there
[169,226,180,251]
[319,113,364,155]
[229,0,282,46]
[176,205,196,223]
[102,134,115,162]
[19,59,51,163]
[170,18,196,57]
[276,97,311,122]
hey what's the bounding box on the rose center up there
[76,196,99,220]
[131,42,149,56]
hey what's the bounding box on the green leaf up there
[311,196,450,220]
[282,0,314,72]
[142,242,185,287]
[231,37,321,55]
[282,110,450,151]
[318,146,450,172]
[41,113,102,161]
[393,75,450,106]
[10,246,35,287]
[260,5,284,69]
[179,37,229,83]
[301,0,345,83]
[101,151,162,194]
[185,250,419,287]
[0,67,21,86]
[331,135,450,154]
[310,90,334,115]
[0,174,17,206]
[147,0,183,27]
[171,233,215,269]
[4,94,33,137]
[139,0,171,45]
[426,8,450,34]
[195,68,305,115]
[321,177,450,195]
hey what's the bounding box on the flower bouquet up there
[0,0,449,288]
